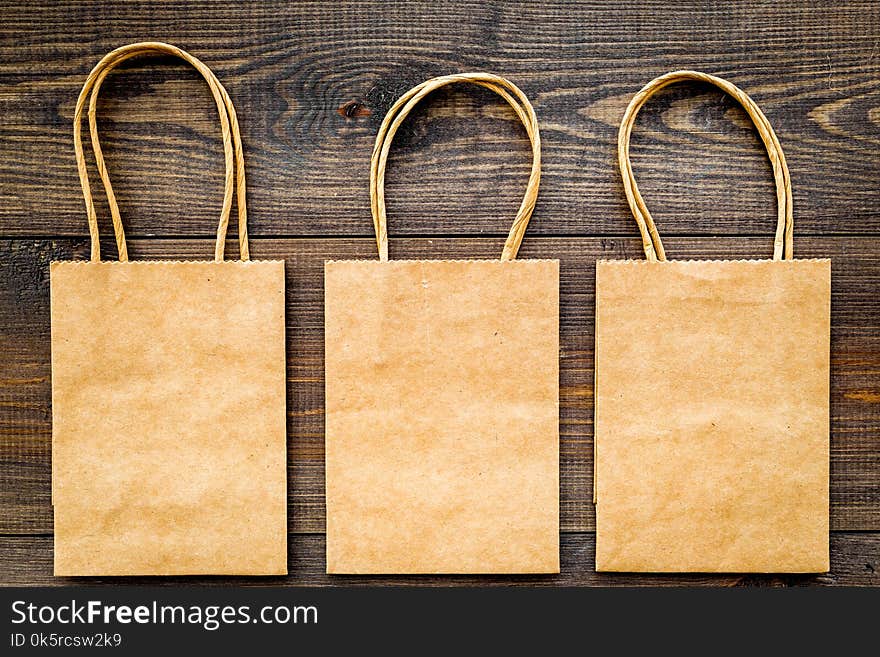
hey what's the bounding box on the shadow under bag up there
[324,73,559,574]
[594,71,830,573]
[51,43,287,576]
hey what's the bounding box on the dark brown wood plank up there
[0,533,877,587]
[1,236,878,536]
[1,2,878,238]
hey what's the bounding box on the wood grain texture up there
[1,238,878,542]
[1,533,877,587]
[0,2,879,239]
[1,1,878,586]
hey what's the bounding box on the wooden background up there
[1,1,878,586]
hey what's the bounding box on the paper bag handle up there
[74,42,249,262]
[370,73,542,262]
[618,70,793,261]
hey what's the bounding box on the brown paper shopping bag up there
[51,43,287,576]
[325,74,559,574]
[595,71,830,573]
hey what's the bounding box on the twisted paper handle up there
[370,73,542,261]
[618,70,793,261]
[74,41,249,262]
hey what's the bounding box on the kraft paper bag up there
[51,43,287,576]
[325,74,559,574]
[595,71,830,573]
